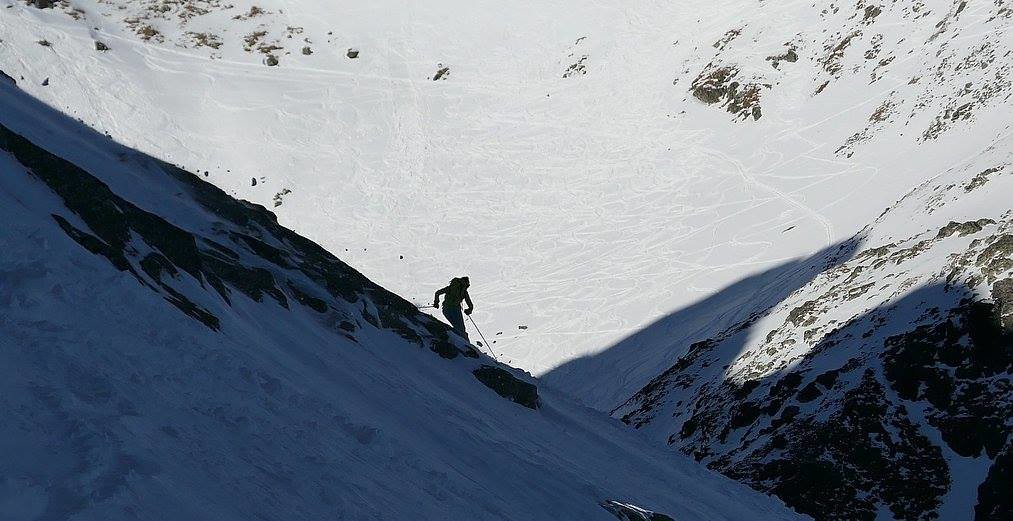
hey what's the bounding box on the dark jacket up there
[435,278,473,310]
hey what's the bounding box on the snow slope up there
[6,0,1009,398]
[611,137,1013,519]
[3,1,1012,519]
[0,79,802,520]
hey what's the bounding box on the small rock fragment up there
[433,64,450,81]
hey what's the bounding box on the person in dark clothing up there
[434,276,474,340]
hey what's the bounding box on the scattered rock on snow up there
[765,47,798,69]
[272,188,292,207]
[232,5,266,20]
[432,63,450,81]
[265,55,279,66]
[563,55,589,78]
[186,32,223,50]
[301,46,312,55]
[137,25,161,42]
[95,41,110,51]
[346,48,359,59]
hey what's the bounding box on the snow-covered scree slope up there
[612,138,1013,521]
[4,0,1010,402]
[0,84,804,520]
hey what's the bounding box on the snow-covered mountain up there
[0,79,803,519]
[3,0,1012,519]
[13,0,1009,382]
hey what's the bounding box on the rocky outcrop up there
[0,118,490,365]
[472,365,539,409]
[994,278,1013,331]
[690,65,764,121]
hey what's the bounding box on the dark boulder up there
[472,365,539,409]
[433,64,450,81]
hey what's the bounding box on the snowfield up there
[2,0,1012,519]
[0,79,803,520]
[7,0,1008,401]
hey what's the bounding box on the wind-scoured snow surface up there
[0,81,803,520]
[7,0,1009,407]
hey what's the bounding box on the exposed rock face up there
[690,65,764,121]
[994,279,1013,331]
[975,442,1013,520]
[884,300,1011,461]
[727,370,948,520]
[937,219,995,239]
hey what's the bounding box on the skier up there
[433,276,474,340]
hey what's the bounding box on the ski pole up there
[467,314,498,358]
